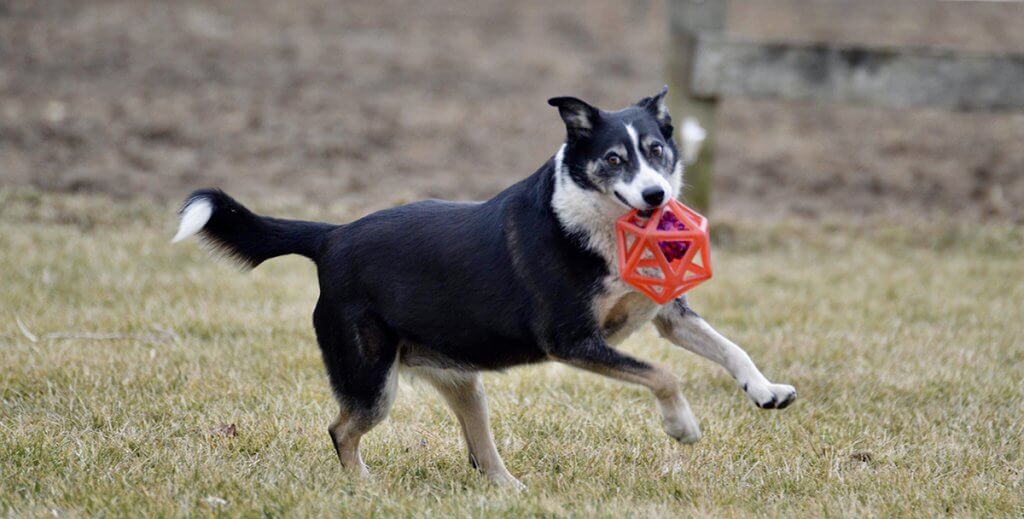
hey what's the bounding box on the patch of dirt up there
[1,0,1021,220]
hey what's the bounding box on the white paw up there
[659,403,702,444]
[487,471,527,492]
[743,381,796,409]
[664,417,702,444]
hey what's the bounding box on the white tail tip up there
[172,198,213,243]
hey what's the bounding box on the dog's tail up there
[172,189,336,268]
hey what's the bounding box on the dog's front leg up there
[654,299,796,409]
[551,336,702,443]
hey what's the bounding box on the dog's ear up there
[637,86,673,138]
[548,96,599,139]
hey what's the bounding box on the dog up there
[172,87,796,489]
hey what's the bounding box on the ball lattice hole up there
[656,211,691,261]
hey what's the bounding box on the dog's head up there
[549,87,682,213]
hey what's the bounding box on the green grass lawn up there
[2,189,1023,517]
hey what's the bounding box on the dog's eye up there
[606,153,622,166]
[651,144,664,158]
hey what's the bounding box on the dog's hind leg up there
[326,367,398,478]
[551,337,702,444]
[419,369,524,490]
[315,301,400,478]
[328,407,372,478]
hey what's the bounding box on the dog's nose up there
[642,186,665,207]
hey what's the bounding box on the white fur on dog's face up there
[549,90,684,266]
[548,89,682,218]
[610,124,675,211]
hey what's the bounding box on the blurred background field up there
[2,0,1023,516]
[2,0,1023,220]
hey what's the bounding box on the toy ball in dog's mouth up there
[628,209,692,262]
[614,200,713,304]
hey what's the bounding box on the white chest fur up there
[550,144,665,345]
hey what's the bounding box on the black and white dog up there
[172,88,795,488]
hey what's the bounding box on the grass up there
[1,188,1023,517]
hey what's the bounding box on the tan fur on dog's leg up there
[422,370,525,490]
[328,410,371,478]
[569,360,702,444]
[328,410,369,478]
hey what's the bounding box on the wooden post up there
[668,0,726,214]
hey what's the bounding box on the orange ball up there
[615,199,713,304]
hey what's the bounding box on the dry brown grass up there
[2,189,1023,517]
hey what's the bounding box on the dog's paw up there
[665,421,702,444]
[657,399,702,444]
[662,414,702,444]
[742,381,796,409]
[487,471,527,491]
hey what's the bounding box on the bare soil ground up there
[2,0,1023,220]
